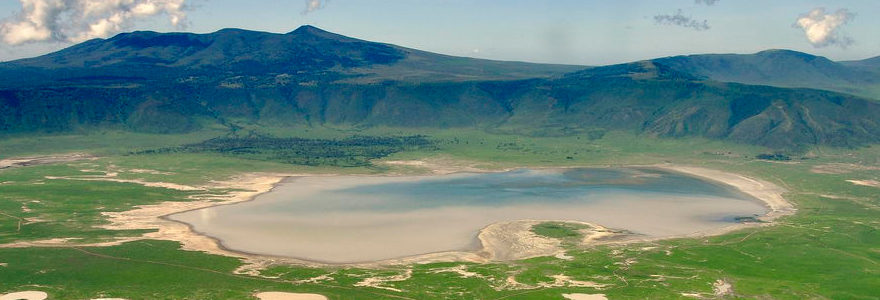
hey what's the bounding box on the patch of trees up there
[134,135,435,167]
[755,152,792,161]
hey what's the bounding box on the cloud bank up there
[794,8,855,48]
[654,10,710,31]
[0,0,188,45]
[694,0,720,6]
[302,0,325,15]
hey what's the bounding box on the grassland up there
[532,222,587,240]
[1,127,878,299]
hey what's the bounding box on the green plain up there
[1,127,878,299]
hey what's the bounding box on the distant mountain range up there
[654,49,880,99]
[1,25,878,149]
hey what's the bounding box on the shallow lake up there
[168,168,766,263]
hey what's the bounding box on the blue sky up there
[0,0,877,65]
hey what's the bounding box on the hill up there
[0,26,580,88]
[841,55,880,72]
[0,26,878,150]
[653,49,880,100]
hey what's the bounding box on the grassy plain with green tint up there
[1,127,878,299]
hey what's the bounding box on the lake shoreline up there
[1,163,796,269]
[161,163,795,267]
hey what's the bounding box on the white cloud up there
[694,0,720,6]
[302,0,325,15]
[794,8,855,48]
[654,9,710,31]
[0,0,188,45]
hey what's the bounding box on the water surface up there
[169,168,766,263]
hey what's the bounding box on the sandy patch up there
[0,238,81,248]
[0,153,95,170]
[429,265,482,278]
[562,294,608,300]
[44,176,203,191]
[495,272,610,291]
[657,165,795,222]
[811,163,880,174]
[680,293,704,298]
[478,220,625,261]
[127,169,174,175]
[0,291,48,300]
[254,292,328,300]
[502,275,531,290]
[383,160,428,167]
[554,252,574,260]
[847,180,880,188]
[354,269,412,292]
[713,279,733,297]
[381,157,501,175]
[291,274,333,284]
[362,250,486,267]
[581,225,624,244]
[478,220,562,261]
[98,173,291,257]
[541,275,608,288]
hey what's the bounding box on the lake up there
[168,168,766,263]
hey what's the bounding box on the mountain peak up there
[3,26,406,75]
[754,49,823,62]
[287,25,355,42]
[290,25,325,34]
[107,30,209,49]
[755,49,813,56]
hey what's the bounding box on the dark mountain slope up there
[654,50,880,100]
[841,55,880,71]
[0,26,581,88]
[3,62,877,149]
[1,27,878,150]
[522,63,880,148]
[8,26,404,71]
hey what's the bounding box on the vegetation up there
[2,27,880,149]
[755,152,793,161]
[0,128,877,299]
[135,134,435,167]
[531,222,595,248]
[531,222,587,240]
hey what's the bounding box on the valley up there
[0,25,878,299]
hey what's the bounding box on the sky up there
[0,0,877,65]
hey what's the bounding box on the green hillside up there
[1,26,879,151]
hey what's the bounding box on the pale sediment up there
[476,220,623,261]
[254,292,328,300]
[98,173,294,258]
[0,153,95,170]
[847,179,880,188]
[0,291,48,300]
[654,164,796,222]
[562,294,608,300]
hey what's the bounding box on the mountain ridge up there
[1,26,878,150]
[0,26,582,87]
[651,49,880,99]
